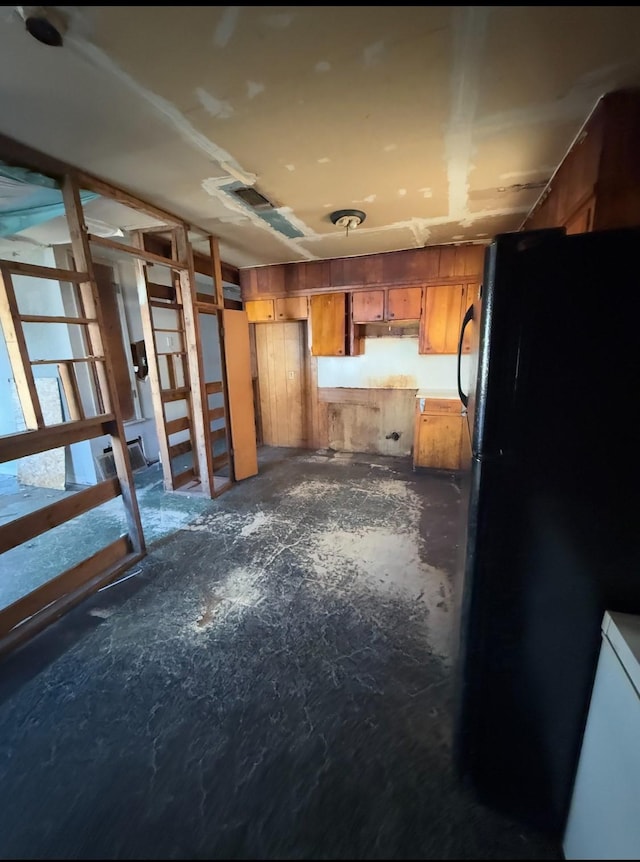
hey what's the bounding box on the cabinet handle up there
[458,304,474,407]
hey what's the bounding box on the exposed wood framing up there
[209,236,225,308]
[2,260,90,282]
[0,547,144,660]
[132,251,175,492]
[0,415,115,464]
[0,537,136,643]
[89,234,188,270]
[0,267,44,429]
[132,229,208,494]
[0,128,246,658]
[61,175,145,555]
[0,478,120,556]
[174,226,214,497]
[57,361,85,420]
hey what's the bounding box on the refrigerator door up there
[453,225,640,837]
[470,228,565,459]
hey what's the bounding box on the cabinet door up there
[419,284,465,354]
[275,296,308,320]
[309,292,347,356]
[352,290,384,322]
[245,299,275,322]
[387,286,422,321]
[414,413,463,470]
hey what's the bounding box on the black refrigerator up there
[452,226,640,838]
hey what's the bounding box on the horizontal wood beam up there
[0,536,132,639]
[0,478,120,555]
[165,416,191,436]
[30,357,104,365]
[172,468,197,489]
[205,381,223,394]
[212,453,229,471]
[19,314,95,325]
[0,259,90,283]
[168,439,192,460]
[208,406,225,422]
[150,299,182,311]
[221,261,240,286]
[0,550,143,660]
[75,170,184,228]
[88,235,188,270]
[210,427,227,443]
[196,292,217,306]
[161,386,190,403]
[147,282,176,302]
[0,415,115,464]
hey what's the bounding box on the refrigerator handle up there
[457,304,474,408]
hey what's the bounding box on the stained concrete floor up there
[0,447,562,860]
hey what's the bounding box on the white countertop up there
[415,389,459,399]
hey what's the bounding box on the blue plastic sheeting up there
[0,162,98,237]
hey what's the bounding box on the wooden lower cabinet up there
[413,397,464,470]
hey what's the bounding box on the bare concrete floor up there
[0,447,562,860]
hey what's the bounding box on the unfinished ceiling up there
[1,5,640,268]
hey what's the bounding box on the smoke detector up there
[16,6,67,46]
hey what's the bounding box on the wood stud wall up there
[0,133,234,658]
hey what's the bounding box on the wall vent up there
[95,438,147,480]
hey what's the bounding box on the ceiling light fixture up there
[330,208,366,237]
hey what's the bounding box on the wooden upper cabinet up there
[309,292,347,356]
[387,286,422,320]
[352,290,384,322]
[419,284,465,354]
[522,90,640,234]
[245,299,274,322]
[275,296,308,320]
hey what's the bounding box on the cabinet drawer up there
[418,397,462,415]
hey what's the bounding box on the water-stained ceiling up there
[1,5,640,268]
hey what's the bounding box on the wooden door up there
[222,309,258,480]
[254,322,306,447]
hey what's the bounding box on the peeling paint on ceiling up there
[0,6,639,268]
